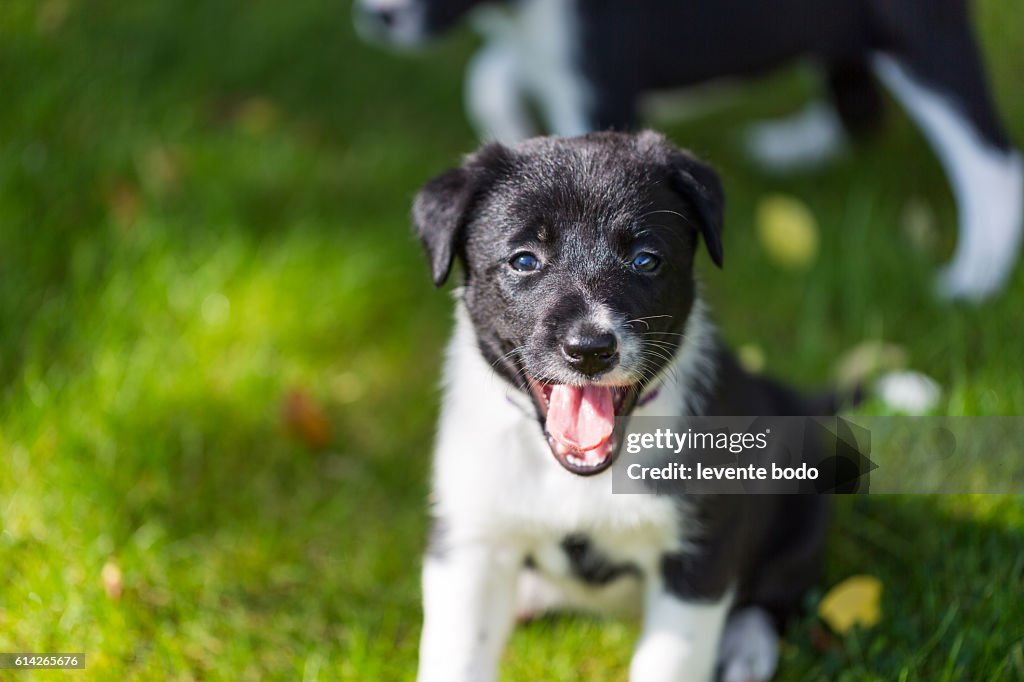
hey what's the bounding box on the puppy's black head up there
[354,0,495,47]
[414,131,724,475]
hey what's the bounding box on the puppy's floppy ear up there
[666,148,725,268]
[412,143,511,286]
[413,168,474,286]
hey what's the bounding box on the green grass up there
[1,0,1022,679]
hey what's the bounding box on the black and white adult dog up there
[412,131,836,682]
[358,0,1023,301]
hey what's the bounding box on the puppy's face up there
[415,132,724,475]
[354,0,494,47]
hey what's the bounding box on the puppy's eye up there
[630,252,661,273]
[510,252,542,272]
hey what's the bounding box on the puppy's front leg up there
[630,582,732,682]
[417,540,518,682]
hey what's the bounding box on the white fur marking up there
[717,607,780,682]
[873,53,1024,301]
[465,45,536,143]
[469,0,592,140]
[353,0,426,47]
[358,0,413,9]
[746,101,847,172]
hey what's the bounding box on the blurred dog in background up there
[356,0,1023,302]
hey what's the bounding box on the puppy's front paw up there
[745,102,846,173]
[717,608,779,682]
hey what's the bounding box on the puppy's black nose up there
[561,332,619,376]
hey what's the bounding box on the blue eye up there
[631,252,661,273]
[510,252,542,272]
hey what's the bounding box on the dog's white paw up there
[875,370,941,414]
[745,102,846,173]
[935,263,1003,302]
[717,608,779,682]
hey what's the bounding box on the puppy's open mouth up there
[526,375,639,476]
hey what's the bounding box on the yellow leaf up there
[756,194,820,270]
[737,343,765,373]
[818,574,882,634]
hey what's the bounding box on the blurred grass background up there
[0,0,1022,679]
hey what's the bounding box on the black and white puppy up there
[413,131,832,682]
[358,0,1023,301]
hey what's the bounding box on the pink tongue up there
[546,385,615,451]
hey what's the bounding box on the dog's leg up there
[747,58,887,173]
[745,99,847,172]
[872,52,1023,301]
[417,543,518,682]
[716,607,780,682]
[465,45,536,143]
[825,58,886,139]
[629,583,732,682]
[532,62,594,137]
[745,63,854,172]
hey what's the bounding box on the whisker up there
[641,208,690,221]
[638,340,680,353]
[490,345,525,371]
[624,314,674,331]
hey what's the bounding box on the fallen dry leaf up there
[756,194,820,270]
[101,560,123,600]
[818,574,882,634]
[282,388,332,450]
[809,622,843,653]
